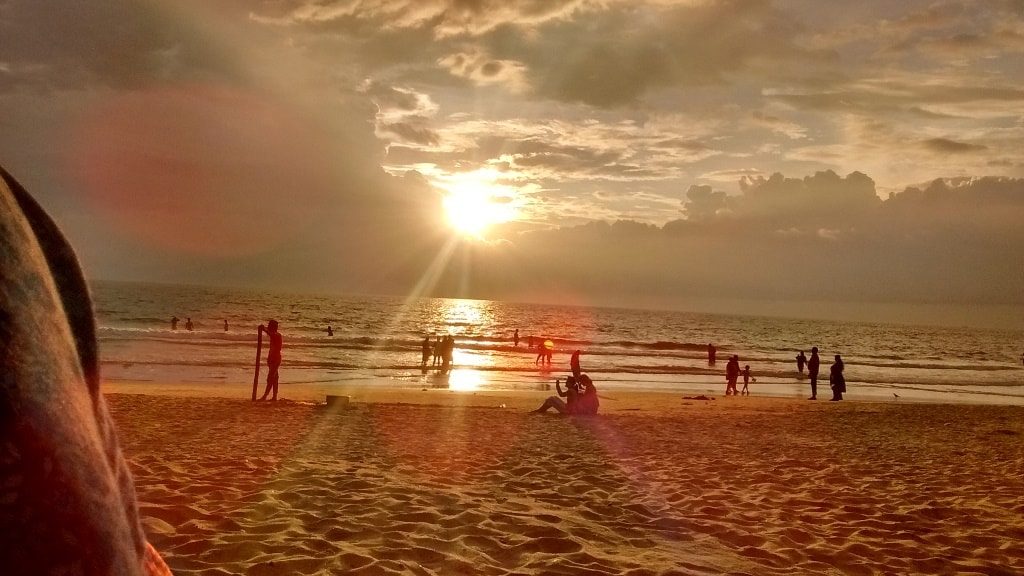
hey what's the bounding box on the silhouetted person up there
[223,319,228,332]
[807,347,820,400]
[796,351,806,373]
[532,376,579,414]
[708,343,717,365]
[741,365,752,396]
[830,355,846,401]
[171,316,179,330]
[535,339,546,365]
[575,374,599,415]
[725,355,740,396]
[185,317,193,331]
[326,325,333,337]
[258,320,282,401]
[514,329,520,347]
[440,335,455,374]
[432,335,442,367]
[421,336,432,367]
[570,349,582,379]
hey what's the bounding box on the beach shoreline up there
[109,387,1024,575]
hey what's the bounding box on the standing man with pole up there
[258,320,283,401]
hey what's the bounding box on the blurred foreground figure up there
[0,167,171,575]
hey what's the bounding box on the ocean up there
[93,281,1024,404]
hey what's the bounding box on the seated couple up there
[533,375,599,415]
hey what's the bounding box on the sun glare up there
[438,170,518,239]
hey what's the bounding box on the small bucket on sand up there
[326,395,350,409]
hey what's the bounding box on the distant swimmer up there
[258,320,283,401]
[185,317,194,331]
[514,329,520,348]
[171,316,179,330]
[807,347,820,400]
[224,319,228,332]
[326,325,334,337]
[796,351,806,374]
[421,336,432,367]
[570,349,582,380]
[708,343,717,365]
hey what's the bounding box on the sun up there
[439,171,518,238]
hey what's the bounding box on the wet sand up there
[107,385,1024,575]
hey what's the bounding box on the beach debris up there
[326,395,350,409]
[682,395,714,401]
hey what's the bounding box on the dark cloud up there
[922,137,987,153]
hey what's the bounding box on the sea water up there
[93,281,1024,404]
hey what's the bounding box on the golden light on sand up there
[438,169,517,239]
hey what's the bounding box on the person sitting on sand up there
[829,355,846,401]
[258,320,283,401]
[532,376,580,414]
[575,374,600,415]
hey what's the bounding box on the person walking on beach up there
[725,355,740,396]
[258,320,283,401]
[514,329,520,348]
[570,349,582,380]
[421,336,432,367]
[185,317,194,331]
[535,339,546,365]
[796,351,806,374]
[171,316,179,330]
[708,343,717,365]
[741,365,753,396]
[829,355,846,401]
[807,347,820,400]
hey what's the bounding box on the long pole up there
[252,326,263,401]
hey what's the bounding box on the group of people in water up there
[170,316,229,332]
[421,335,456,373]
[712,343,846,401]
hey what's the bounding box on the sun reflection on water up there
[448,369,485,392]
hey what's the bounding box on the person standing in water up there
[796,351,806,374]
[258,320,283,401]
[741,365,752,396]
[171,316,179,330]
[326,325,333,337]
[807,347,820,400]
[421,336,432,367]
[514,329,520,348]
[185,317,194,331]
[570,349,582,380]
[829,355,846,401]
[223,319,228,332]
[432,335,442,367]
[708,343,717,365]
[725,355,740,396]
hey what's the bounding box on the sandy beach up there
[106,384,1024,576]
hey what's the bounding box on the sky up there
[1,0,1023,326]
